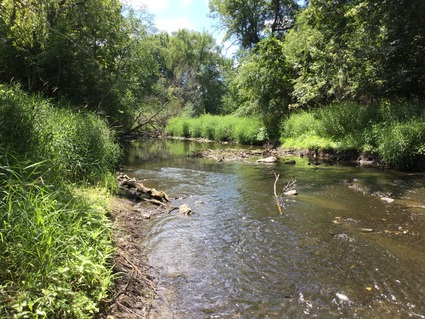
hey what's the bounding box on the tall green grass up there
[280,100,425,170]
[0,84,121,318]
[165,115,268,145]
[0,84,121,183]
[280,111,337,150]
[0,157,113,318]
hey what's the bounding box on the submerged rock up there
[179,204,193,215]
[256,156,278,164]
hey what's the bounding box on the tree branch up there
[123,102,168,135]
[273,172,283,214]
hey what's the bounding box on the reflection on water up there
[123,139,425,318]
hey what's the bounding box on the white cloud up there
[121,0,170,11]
[156,17,194,33]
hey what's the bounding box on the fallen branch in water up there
[283,178,297,192]
[274,172,283,214]
[117,173,170,205]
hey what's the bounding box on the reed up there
[0,84,121,184]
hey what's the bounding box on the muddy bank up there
[98,174,184,319]
[96,195,159,319]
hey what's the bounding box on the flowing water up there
[123,139,425,319]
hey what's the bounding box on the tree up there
[283,0,425,106]
[376,0,425,97]
[0,0,160,132]
[229,37,294,138]
[209,0,299,49]
[164,29,229,116]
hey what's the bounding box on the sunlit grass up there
[0,84,120,318]
[165,114,267,144]
[280,100,425,170]
[0,84,121,184]
[0,157,113,318]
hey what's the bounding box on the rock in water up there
[256,156,278,164]
[179,204,193,215]
[284,190,298,196]
[381,197,395,203]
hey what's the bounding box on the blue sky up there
[122,0,234,54]
[121,0,305,56]
[123,0,221,36]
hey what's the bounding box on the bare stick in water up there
[274,172,283,214]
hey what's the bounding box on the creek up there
[122,139,425,319]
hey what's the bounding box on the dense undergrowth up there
[0,84,121,318]
[165,100,425,170]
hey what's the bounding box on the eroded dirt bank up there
[97,195,162,319]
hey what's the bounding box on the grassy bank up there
[164,114,267,145]
[0,84,121,318]
[280,100,425,170]
[165,100,425,170]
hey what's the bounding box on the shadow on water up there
[122,139,425,319]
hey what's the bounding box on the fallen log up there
[117,173,170,205]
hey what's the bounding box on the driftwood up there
[117,173,170,205]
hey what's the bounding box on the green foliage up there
[376,120,425,170]
[280,110,336,150]
[281,110,322,139]
[0,84,121,183]
[0,85,119,318]
[280,100,425,169]
[227,37,293,139]
[164,117,191,138]
[283,0,425,105]
[163,29,229,116]
[318,102,379,140]
[165,115,267,144]
[0,157,113,318]
[209,0,299,49]
[0,0,160,133]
